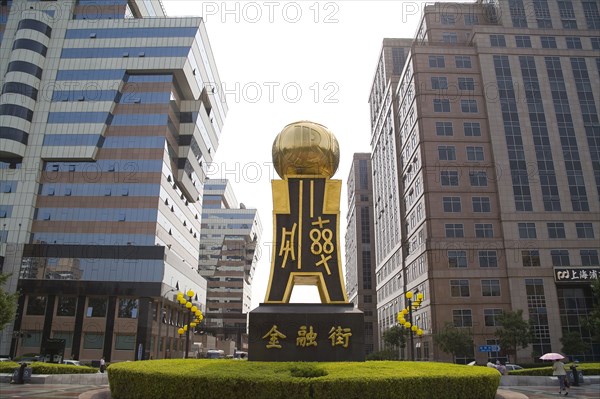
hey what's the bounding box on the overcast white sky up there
[163,1,442,309]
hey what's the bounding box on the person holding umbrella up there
[541,353,569,396]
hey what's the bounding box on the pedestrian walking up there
[553,359,569,396]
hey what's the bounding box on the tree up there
[383,325,408,359]
[495,310,532,364]
[585,278,600,342]
[0,273,18,331]
[433,322,474,363]
[560,331,590,358]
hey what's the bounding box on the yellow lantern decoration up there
[183,325,188,331]
[417,329,423,336]
[404,322,411,328]
[399,318,406,325]
[190,322,197,328]
[195,310,202,317]
[191,306,198,313]
[405,291,413,300]
[417,293,424,301]
[186,301,192,309]
[411,325,418,332]
[187,289,195,298]
[401,309,408,315]
[178,328,184,335]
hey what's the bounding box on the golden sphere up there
[272,120,340,178]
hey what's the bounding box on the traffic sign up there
[478,345,500,352]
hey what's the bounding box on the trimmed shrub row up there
[108,360,500,399]
[509,362,600,376]
[0,361,97,374]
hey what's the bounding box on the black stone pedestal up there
[248,303,364,362]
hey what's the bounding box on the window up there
[547,222,566,239]
[592,38,600,50]
[484,309,503,327]
[118,298,139,318]
[83,333,104,349]
[472,197,491,212]
[441,171,459,186]
[56,296,77,317]
[464,14,478,26]
[583,1,600,29]
[466,146,484,161]
[22,331,42,347]
[442,32,458,44]
[429,55,445,68]
[490,35,506,47]
[541,36,557,48]
[458,77,475,91]
[576,222,594,238]
[469,171,488,186]
[460,99,478,113]
[436,122,453,136]
[453,309,472,327]
[455,56,472,68]
[451,280,470,297]
[516,36,532,48]
[482,279,501,296]
[87,297,107,317]
[475,223,494,238]
[566,37,582,49]
[438,146,456,160]
[479,251,498,268]
[551,249,570,266]
[441,14,456,25]
[518,223,537,239]
[445,224,464,238]
[581,250,600,266]
[433,99,450,112]
[448,250,467,268]
[443,197,461,212]
[464,122,481,136]
[559,1,578,29]
[26,296,47,315]
[115,334,136,350]
[522,250,541,267]
[52,332,73,349]
[431,77,448,90]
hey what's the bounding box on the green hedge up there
[0,361,97,374]
[509,362,600,376]
[108,360,500,399]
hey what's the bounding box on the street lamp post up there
[397,290,424,361]
[176,290,204,358]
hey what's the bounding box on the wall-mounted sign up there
[554,267,600,283]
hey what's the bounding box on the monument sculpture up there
[249,121,365,361]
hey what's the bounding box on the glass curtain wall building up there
[199,179,262,352]
[0,0,227,361]
[371,0,599,363]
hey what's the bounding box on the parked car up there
[0,357,12,362]
[62,359,83,366]
[505,363,523,371]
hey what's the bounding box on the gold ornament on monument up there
[272,120,340,179]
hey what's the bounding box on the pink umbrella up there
[540,353,565,360]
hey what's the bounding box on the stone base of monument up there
[248,304,365,362]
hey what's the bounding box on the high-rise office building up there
[0,0,227,361]
[370,0,599,363]
[345,153,378,355]
[199,179,262,352]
